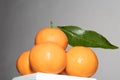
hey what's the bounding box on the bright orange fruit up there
[16,50,33,75]
[29,42,66,74]
[66,46,98,77]
[34,28,68,49]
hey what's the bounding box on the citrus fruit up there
[29,42,66,74]
[34,27,68,49]
[66,46,98,77]
[16,50,33,75]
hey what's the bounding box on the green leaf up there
[58,26,118,49]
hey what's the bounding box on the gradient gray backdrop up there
[0,0,120,80]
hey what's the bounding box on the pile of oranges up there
[16,27,98,77]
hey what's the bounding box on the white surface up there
[12,72,97,80]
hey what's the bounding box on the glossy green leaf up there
[58,26,118,49]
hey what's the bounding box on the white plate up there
[12,72,97,80]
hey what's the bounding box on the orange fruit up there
[16,50,33,75]
[66,46,98,77]
[34,27,68,49]
[29,42,66,74]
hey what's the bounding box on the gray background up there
[0,0,120,80]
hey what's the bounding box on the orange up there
[34,27,68,49]
[29,42,66,74]
[66,46,98,77]
[16,50,33,75]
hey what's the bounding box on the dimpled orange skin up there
[66,46,98,77]
[29,42,66,74]
[35,28,68,49]
[16,50,33,75]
